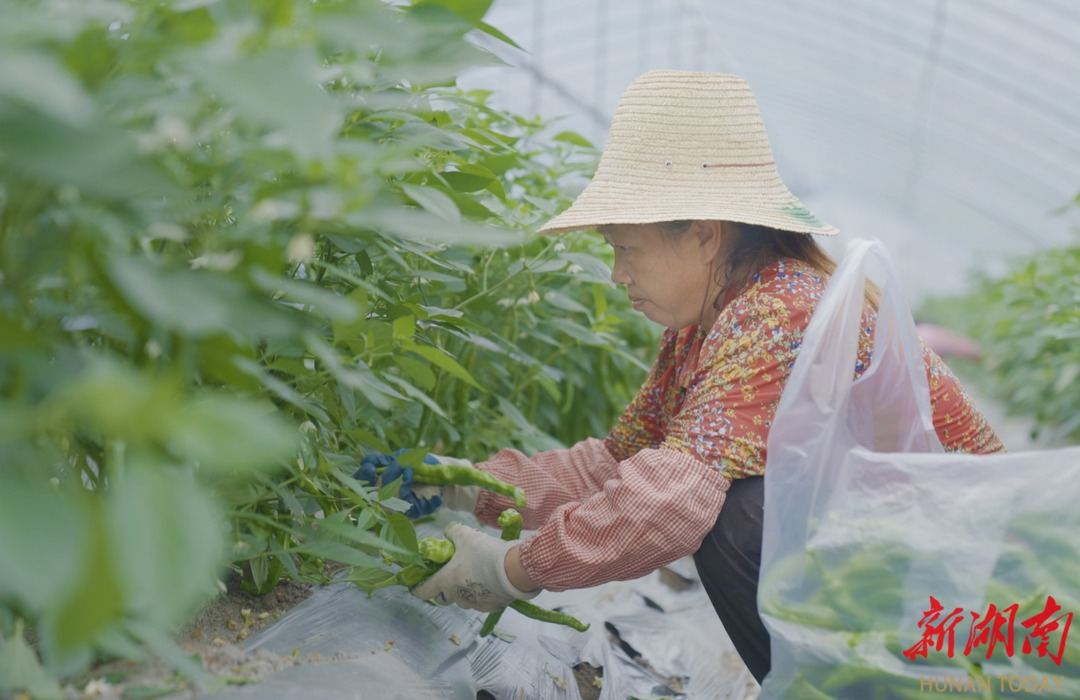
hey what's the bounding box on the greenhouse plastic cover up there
[461,0,1080,305]
[205,512,758,700]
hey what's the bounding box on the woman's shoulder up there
[725,257,828,319]
[750,257,828,294]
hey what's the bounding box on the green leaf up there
[0,111,181,200]
[234,358,331,423]
[381,374,449,419]
[0,48,94,125]
[409,344,482,389]
[291,540,381,568]
[393,448,430,469]
[560,251,615,286]
[410,0,494,26]
[543,290,591,316]
[0,621,64,699]
[183,48,344,160]
[251,268,360,322]
[314,515,407,553]
[156,3,217,42]
[41,501,124,675]
[171,394,299,473]
[477,20,522,49]
[106,258,297,339]
[367,207,527,248]
[0,478,86,612]
[382,512,419,557]
[442,166,496,193]
[553,131,595,149]
[401,183,462,223]
[346,567,398,593]
[379,496,413,513]
[307,337,406,410]
[379,474,403,502]
[240,556,280,596]
[106,467,225,629]
[393,354,437,390]
[393,314,417,340]
[547,317,606,346]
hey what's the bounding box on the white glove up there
[427,455,480,513]
[411,522,539,612]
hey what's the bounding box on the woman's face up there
[602,222,725,329]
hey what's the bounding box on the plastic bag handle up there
[772,238,938,453]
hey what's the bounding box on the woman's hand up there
[411,522,540,612]
[354,451,479,518]
[354,451,444,518]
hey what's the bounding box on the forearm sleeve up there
[474,438,621,530]
[517,448,731,591]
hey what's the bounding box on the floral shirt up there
[604,258,1003,478]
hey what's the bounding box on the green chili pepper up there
[480,509,524,637]
[411,461,527,509]
[395,563,438,588]
[418,536,455,564]
[496,509,523,541]
[358,538,454,595]
[508,599,590,633]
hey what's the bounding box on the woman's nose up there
[610,259,630,285]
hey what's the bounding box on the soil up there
[58,571,318,700]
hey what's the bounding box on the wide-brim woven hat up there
[538,70,838,236]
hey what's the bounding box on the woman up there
[377,70,1004,683]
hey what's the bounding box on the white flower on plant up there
[190,250,242,271]
[135,115,193,152]
[567,263,584,274]
[249,199,299,222]
[82,678,112,697]
[287,233,316,264]
[155,114,193,149]
[527,290,540,304]
[147,222,189,242]
[553,241,567,252]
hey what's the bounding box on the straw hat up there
[538,70,838,236]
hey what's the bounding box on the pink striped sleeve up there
[473,438,622,531]
[517,449,731,591]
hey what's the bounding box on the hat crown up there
[601,71,776,175]
[538,70,837,237]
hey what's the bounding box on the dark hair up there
[657,220,880,310]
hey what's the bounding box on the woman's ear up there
[693,220,727,261]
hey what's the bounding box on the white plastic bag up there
[758,238,1080,698]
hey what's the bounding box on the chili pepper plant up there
[0,0,656,693]
[918,210,1080,446]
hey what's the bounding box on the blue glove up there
[354,449,443,519]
